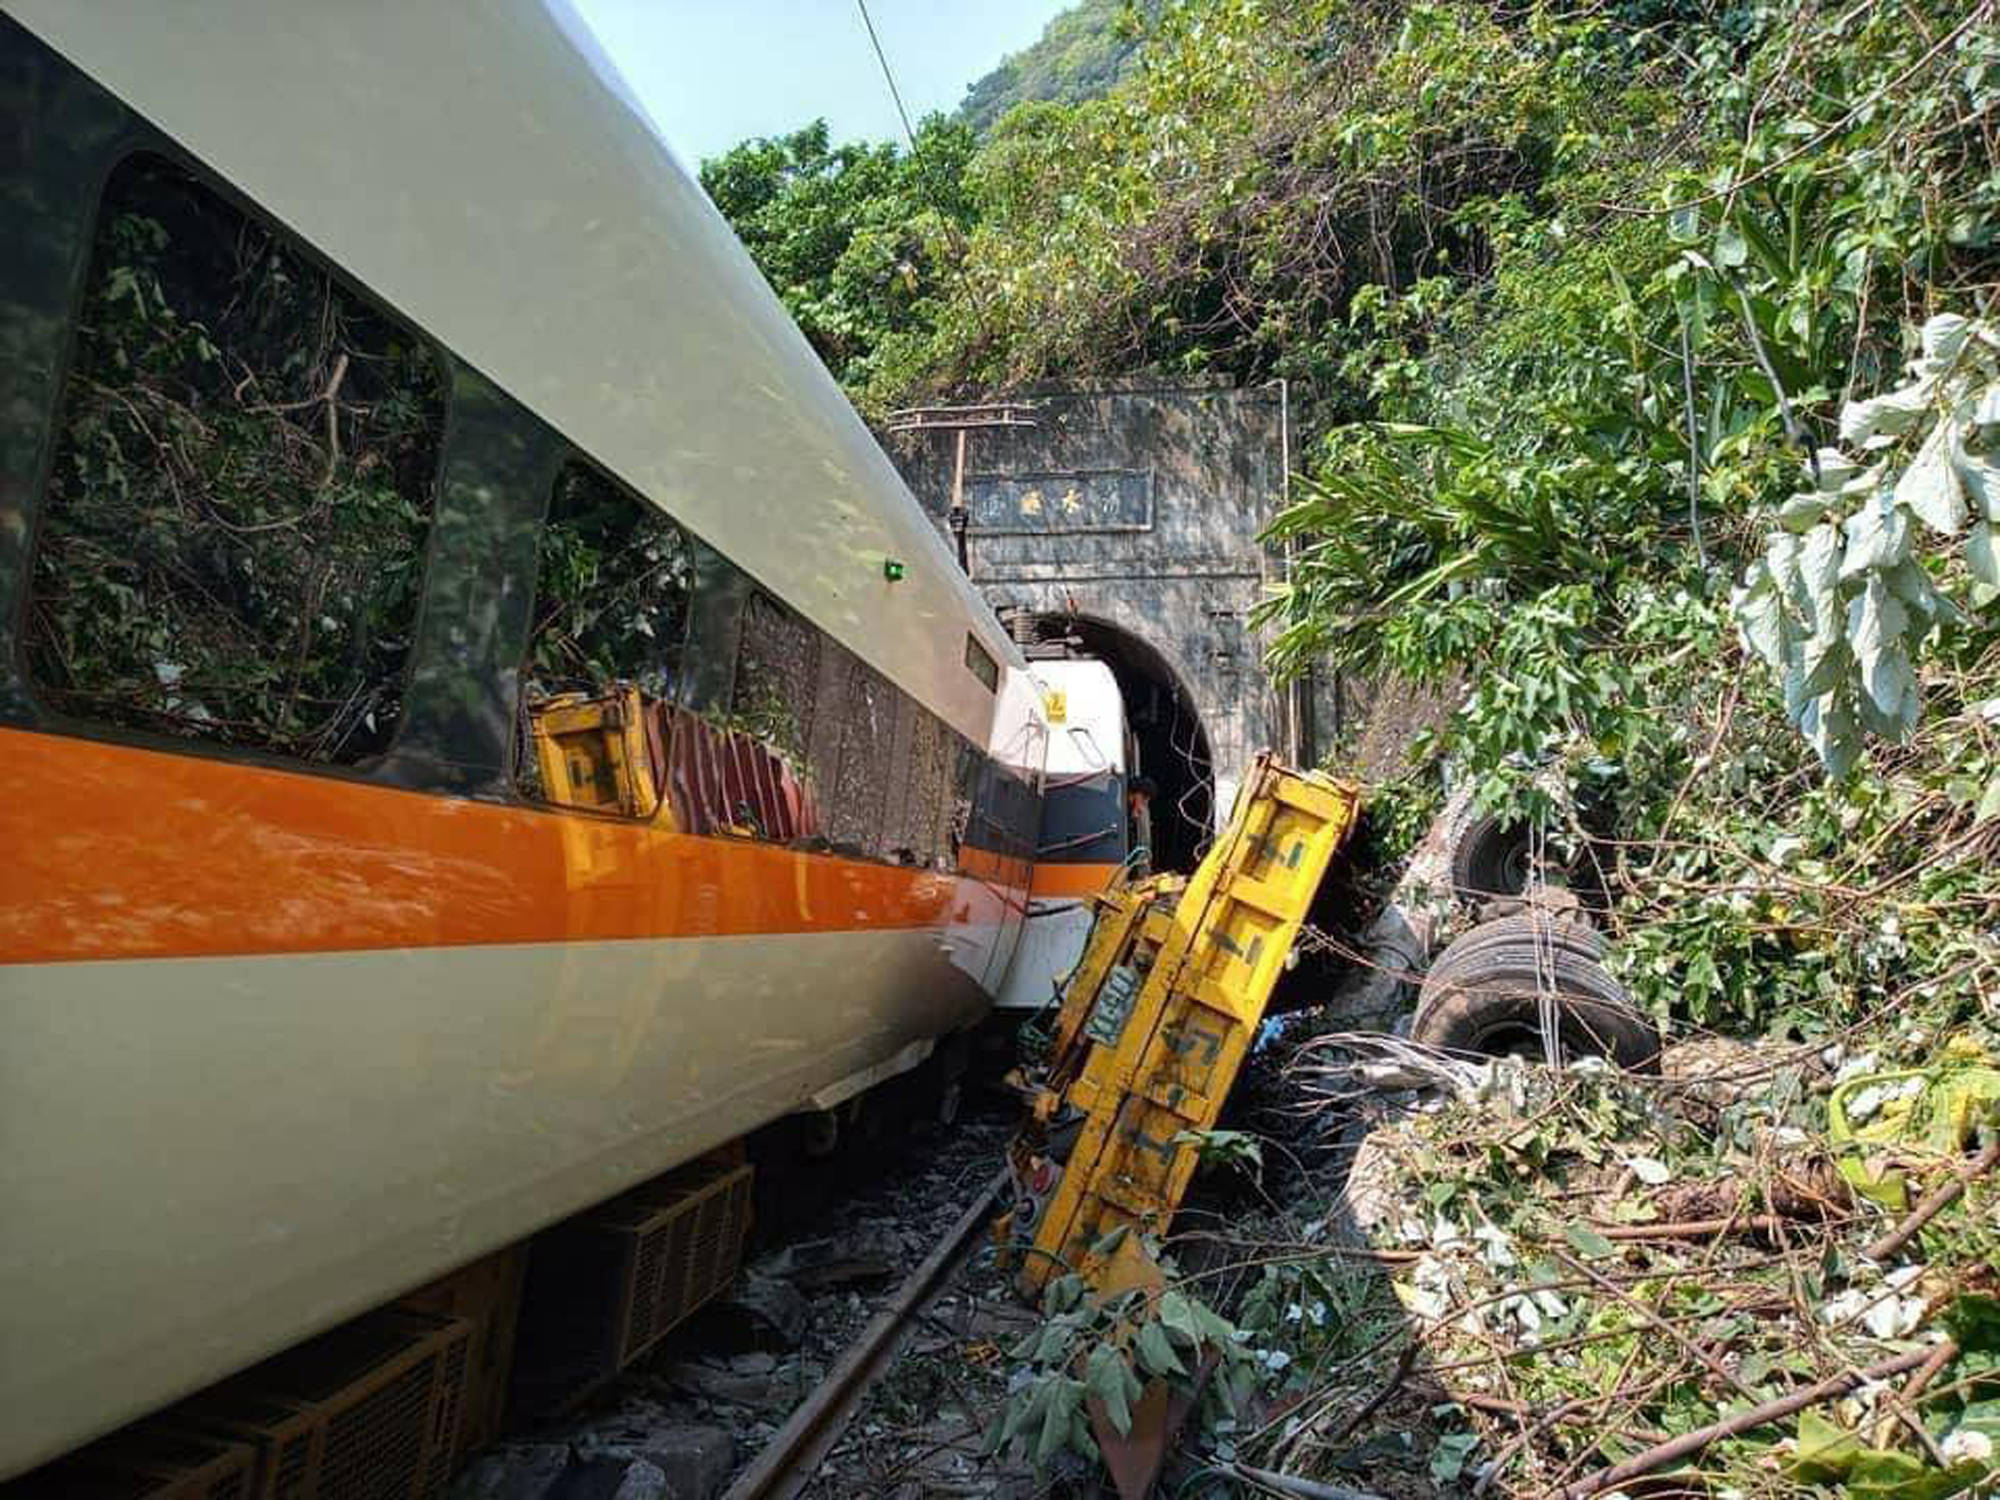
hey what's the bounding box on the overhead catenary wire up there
[854,0,917,153]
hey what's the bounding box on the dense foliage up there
[704,2,2000,1490]
[698,119,978,395]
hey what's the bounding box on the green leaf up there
[1565,1223,1616,1258]
[1789,1410,1863,1481]
[1033,1378,1081,1466]
[1945,1292,2000,1353]
[1801,690,1862,777]
[1954,1397,2000,1442]
[1733,567,1788,670]
[1430,1431,1480,1483]
[1068,1410,1100,1465]
[1135,1320,1186,1377]
[1921,313,1974,370]
[1042,1273,1086,1317]
[1968,522,2000,587]
[1974,777,2000,825]
[1956,445,2000,522]
[1843,382,1937,447]
[1798,523,1842,633]
[1841,492,1912,578]
[1158,1290,1204,1346]
[1883,558,1962,627]
[1779,490,1831,531]
[995,1384,1041,1454]
[1034,1323,1072,1364]
[980,1407,1008,1456]
[1846,1450,1985,1498]
[1085,1343,1135,1437]
[1848,574,1914,718]
[1813,449,1865,492]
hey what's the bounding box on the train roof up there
[10,0,1023,746]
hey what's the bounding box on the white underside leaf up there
[1732,567,1788,671]
[1847,573,1912,718]
[1797,522,1842,634]
[1839,490,1910,579]
[1894,428,1967,534]
[1968,521,2000,586]
[1840,379,1936,447]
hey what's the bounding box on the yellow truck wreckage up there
[530,694,1369,1306]
[1005,753,1363,1296]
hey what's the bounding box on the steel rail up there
[720,1167,1007,1500]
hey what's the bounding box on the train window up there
[828,656,896,856]
[731,591,818,778]
[516,461,692,813]
[904,708,951,867]
[948,734,982,867]
[24,153,445,763]
[523,463,691,699]
[678,541,752,716]
[719,589,992,868]
[964,634,999,692]
[803,643,857,846]
[880,693,920,864]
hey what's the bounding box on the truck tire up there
[1413,913,1661,1071]
[1451,814,1538,900]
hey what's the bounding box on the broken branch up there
[1863,1135,2000,1264]
[1556,1345,1937,1498]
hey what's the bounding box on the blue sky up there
[571,0,1076,166]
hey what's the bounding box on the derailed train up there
[0,1,1136,1478]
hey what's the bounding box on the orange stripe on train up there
[0,727,1017,964]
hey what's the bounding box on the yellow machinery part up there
[528,686,664,821]
[1015,753,1361,1294]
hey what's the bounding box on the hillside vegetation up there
[704,1,2000,1493]
[704,0,2000,1056]
[954,0,1144,134]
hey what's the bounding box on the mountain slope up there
[954,0,1142,133]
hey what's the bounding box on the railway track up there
[720,1168,1008,1500]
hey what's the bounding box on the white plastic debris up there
[1942,1429,1994,1464]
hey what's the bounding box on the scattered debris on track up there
[454,1099,1017,1500]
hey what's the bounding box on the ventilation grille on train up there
[2,1426,257,1499]
[393,1246,525,1461]
[608,1161,754,1365]
[175,1308,472,1500]
[506,1158,754,1419]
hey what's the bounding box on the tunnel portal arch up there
[882,379,1311,860]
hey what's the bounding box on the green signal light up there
[883,558,906,581]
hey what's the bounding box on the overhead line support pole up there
[883,402,1039,582]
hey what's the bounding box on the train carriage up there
[0,0,1049,1476]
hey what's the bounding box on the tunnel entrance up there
[1025,615,1215,874]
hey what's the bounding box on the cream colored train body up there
[0,0,1055,1476]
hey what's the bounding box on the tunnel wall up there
[880,379,1311,820]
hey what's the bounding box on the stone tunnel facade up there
[880,379,1325,821]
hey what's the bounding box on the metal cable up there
[854,0,916,152]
